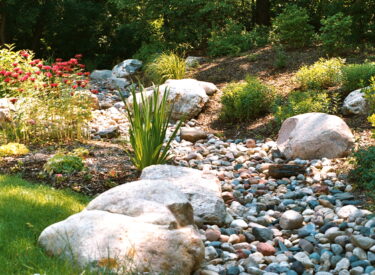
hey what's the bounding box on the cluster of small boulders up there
[168,125,375,275]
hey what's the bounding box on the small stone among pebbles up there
[279,210,304,230]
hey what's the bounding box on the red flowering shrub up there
[0,44,96,143]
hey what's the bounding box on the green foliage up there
[350,146,375,192]
[295,58,345,90]
[145,52,186,84]
[0,175,92,274]
[221,76,275,121]
[0,143,29,157]
[132,41,167,64]
[207,21,269,57]
[44,153,85,175]
[271,5,314,49]
[124,85,182,171]
[208,20,251,57]
[273,91,337,124]
[363,77,375,113]
[342,63,375,92]
[0,45,93,143]
[320,12,352,55]
[273,46,288,69]
[2,0,374,65]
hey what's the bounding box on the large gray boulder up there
[127,79,215,120]
[342,88,367,115]
[185,56,206,68]
[90,70,112,81]
[38,180,204,274]
[106,77,130,91]
[277,113,354,160]
[141,165,227,226]
[112,59,142,78]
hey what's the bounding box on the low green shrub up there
[124,85,182,171]
[144,52,186,84]
[248,25,270,48]
[0,143,29,157]
[363,77,375,113]
[208,20,251,57]
[271,5,314,49]
[132,41,166,64]
[342,63,375,92]
[295,58,345,90]
[221,76,275,121]
[273,91,337,124]
[44,153,85,175]
[349,146,375,194]
[320,12,352,55]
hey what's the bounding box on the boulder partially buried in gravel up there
[38,180,204,275]
[180,127,208,142]
[277,113,354,159]
[141,165,227,226]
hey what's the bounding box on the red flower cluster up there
[0,52,92,94]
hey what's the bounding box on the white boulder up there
[342,88,367,115]
[141,165,227,226]
[277,113,354,159]
[127,79,212,120]
[112,59,142,78]
[38,180,204,274]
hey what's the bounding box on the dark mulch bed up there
[0,140,140,196]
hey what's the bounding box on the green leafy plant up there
[133,41,166,64]
[44,153,85,175]
[208,20,251,57]
[363,77,375,113]
[221,76,275,121]
[0,45,94,143]
[342,63,375,92]
[349,146,375,194]
[320,12,352,55]
[123,85,182,170]
[144,52,186,84]
[271,5,314,49]
[295,58,345,90]
[0,143,29,157]
[273,91,337,124]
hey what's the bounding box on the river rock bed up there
[167,130,375,275]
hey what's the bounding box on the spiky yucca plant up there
[123,84,182,170]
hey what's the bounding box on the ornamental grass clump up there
[145,52,186,84]
[0,44,97,143]
[123,85,182,170]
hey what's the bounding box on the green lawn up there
[0,174,91,274]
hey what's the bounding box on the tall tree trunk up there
[0,1,6,45]
[255,0,271,26]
